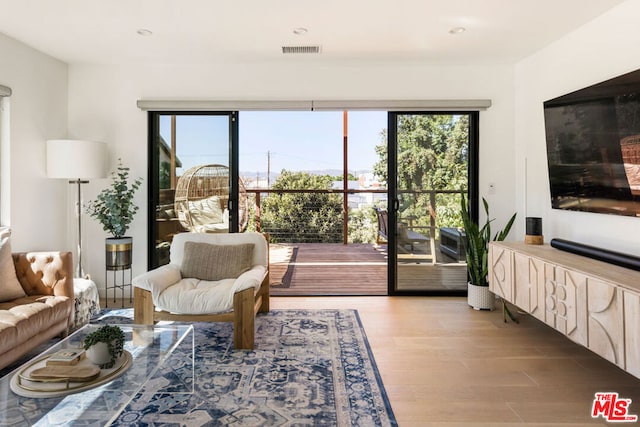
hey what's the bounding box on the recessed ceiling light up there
[293,27,308,35]
[449,27,466,35]
[137,28,153,36]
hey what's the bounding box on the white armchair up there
[133,232,269,349]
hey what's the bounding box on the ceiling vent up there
[282,45,322,54]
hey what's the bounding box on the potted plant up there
[460,196,516,310]
[86,160,142,271]
[83,325,125,369]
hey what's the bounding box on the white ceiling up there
[0,0,626,66]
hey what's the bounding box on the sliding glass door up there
[145,109,479,295]
[147,112,239,269]
[388,112,478,295]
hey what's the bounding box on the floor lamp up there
[46,139,107,278]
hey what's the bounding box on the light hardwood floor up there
[108,296,640,425]
[271,296,640,426]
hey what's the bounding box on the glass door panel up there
[390,113,473,294]
[149,112,237,268]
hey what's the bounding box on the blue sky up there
[160,111,387,174]
[159,115,229,171]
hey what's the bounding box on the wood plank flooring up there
[271,296,640,426]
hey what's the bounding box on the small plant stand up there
[105,267,132,308]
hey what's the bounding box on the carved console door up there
[488,243,512,301]
[624,291,640,377]
[513,252,547,321]
[588,279,624,368]
[544,267,588,347]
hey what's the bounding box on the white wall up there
[68,61,516,293]
[0,33,68,252]
[514,0,640,256]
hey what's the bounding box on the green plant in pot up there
[460,196,516,311]
[83,325,125,369]
[86,159,142,271]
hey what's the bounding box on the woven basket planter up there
[468,282,495,311]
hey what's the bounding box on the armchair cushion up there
[156,265,267,314]
[181,242,254,281]
[0,228,25,302]
[133,263,182,294]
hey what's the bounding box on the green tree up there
[373,115,469,233]
[348,207,377,243]
[159,161,171,189]
[329,172,357,182]
[261,170,343,243]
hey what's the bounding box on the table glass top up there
[0,323,194,426]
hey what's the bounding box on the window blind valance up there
[136,99,491,112]
[0,85,11,97]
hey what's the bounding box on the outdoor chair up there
[374,207,436,264]
[133,232,269,349]
[174,164,249,233]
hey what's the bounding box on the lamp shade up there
[46,139,108,179]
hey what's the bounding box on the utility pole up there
[267,150,271,188]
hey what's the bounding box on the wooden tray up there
[10,350,132,398]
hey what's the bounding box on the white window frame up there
[0,84,12,226]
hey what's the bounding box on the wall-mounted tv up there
[544,69,640,217]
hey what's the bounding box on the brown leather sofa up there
[0,251,74,370]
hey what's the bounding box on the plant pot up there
[83,325,125,369]
[468,282,495,311]
[86,341,112,366]
[106,237,132,271]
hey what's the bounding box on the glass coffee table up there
[0,323,194,426]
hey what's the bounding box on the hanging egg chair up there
[174,164,248,233]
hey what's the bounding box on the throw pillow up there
[181,242,254,281]
[0,227,26,302]
[188,196,224,226]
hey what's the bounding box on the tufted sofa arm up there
[11,251,74,299]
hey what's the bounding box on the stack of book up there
[46,349,86,366]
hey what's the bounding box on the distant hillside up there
[240,169,372,180]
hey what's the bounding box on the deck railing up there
[245,188,465,244]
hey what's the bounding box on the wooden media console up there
[489,241,640,379]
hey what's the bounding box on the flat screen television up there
[544,69,640,217]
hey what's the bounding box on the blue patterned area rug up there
[94,308,396,426]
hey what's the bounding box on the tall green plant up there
[86,160,143,238]
[461,196,516,286]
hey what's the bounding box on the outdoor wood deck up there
[269,243,388,295]
[269,243,467,295]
